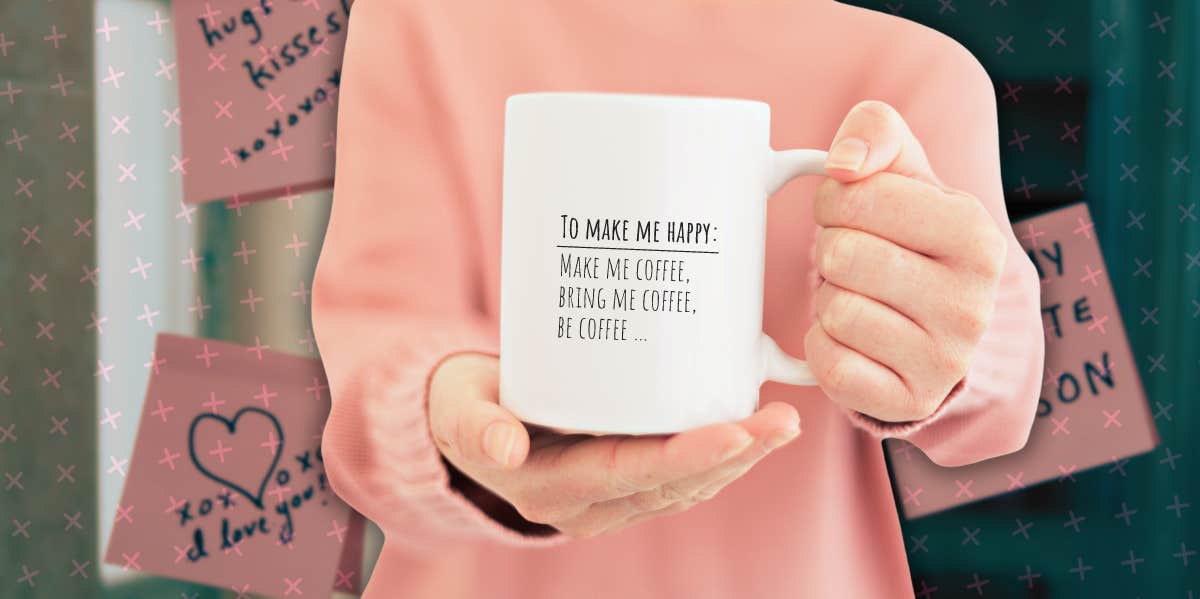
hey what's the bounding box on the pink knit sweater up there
[312,1,1044,597]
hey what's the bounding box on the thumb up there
[428,354,530,470]
[824,100,939,185]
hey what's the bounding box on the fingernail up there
[826,137,870,173]
[719,435,755,462]
[765,423,801,450]
[483,422,517,467]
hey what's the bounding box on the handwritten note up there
[104,334,362,597]
[888,202,1158,518]
[174,0,352,204]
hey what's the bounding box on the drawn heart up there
[188,407,284,510]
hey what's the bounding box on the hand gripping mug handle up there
[759,149,828,386]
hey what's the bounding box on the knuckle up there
[820,229,860,282]
[820,354,853,396]
[903,390,941,421]
[849,100,901,129]
[838,180,876,226]
[820,290,864,341]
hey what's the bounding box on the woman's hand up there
[807,100,1007,423]
[428,353,800,538]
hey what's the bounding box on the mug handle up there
[759,148,829,386]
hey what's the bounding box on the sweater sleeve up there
[312,0,562,550]
[840,44,1045,468]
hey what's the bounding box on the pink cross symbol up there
[170,154,189,173]
[303,0,322,11]
[10,520,30,540]
[120,552,142,572]
[0,80,24,104]
[165,495,187,514]
[154,58,176,80]
[195,344,220,368]
[262,431,282,456]
[43,24,67,48]
[283,577,303,596]
[74,218,94,237]
[214,100,234,119]
[151,399,175,422]
[1072,217,1095,238]
[15,177,35,197]
[69,560,89,578]
[49,72,74,97]
[49,416,69,436]
[29,273,48,292]
[129,256,153,279]
[231,583,252,598]
[117,163,137,182]
[1056,464,1078,482]
[96,17,120,42]
[1087,314,1110,334]
[202,391,226,413]
[42,368,62,388]
[144,352,167,374]
[227,194,249,215]
[158,448,181,470]
[4,472,24,490]
[35,320,55,340]
[299,328,316,353]
[271,139,295,162]
[282,186,302,208]
[268,484,291,504]
[285,233,308,256]
[100,408,122,430]
[1061,122,1081,142]
[234,240,258,264]
[326,519,348,543]
[334,570,355,590]
[7,128,28,151]
[200,2,223,24]
[902,486,923,507]
[207,51,228,72]
[313,37,331,56]
[121,212,146,231]
[21,225,41,245]
[181,248,204,272]
[323,130,336,149]
[247,337,270,359]
[189,295,212,320]
[306,377,329,401]
[102,65,126,88]
[17,565,38,587]
[1103,409,1122,428]
[176,201,198,223]
[59,121,80,142]
[241,288,265,312]
[0,424,16,443]
[66,169,87,190]
[95,360,115,382]
[163,108,182,128]
[1050,416,1070,435]
[136,304,160,327]
[255,384,279,407]
[1080,264,1104,286]
[173,545,190,564]
[292,280,311,305]
[0,33,13,57]
[0,376,8,395]
[64,511,82,531]
[56,465,75,483]
[954,479,975,499]
[265,91,286,112]
[209,439,234,463]
[114,504,135,524]
[256,44,281,65]
[146,10,170,35]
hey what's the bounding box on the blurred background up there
[0,0,1196,597]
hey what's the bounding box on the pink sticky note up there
[174,0,352,204]
[105,333,362,597]
[888,202,1158,518]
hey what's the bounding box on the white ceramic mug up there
[500,92,826,434]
